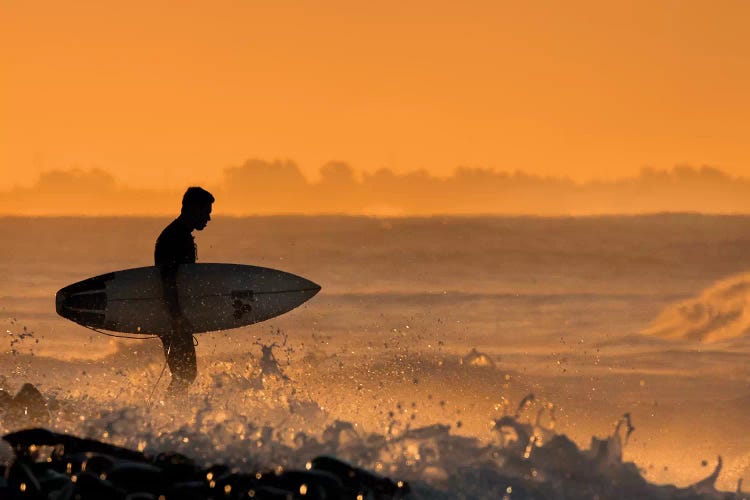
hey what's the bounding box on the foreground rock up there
[0,428,410,499]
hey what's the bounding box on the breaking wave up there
[0,370,741,498]
[644,272,750,343]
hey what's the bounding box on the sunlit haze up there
[2,0,750,206]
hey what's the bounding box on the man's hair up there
[182,187,215,210]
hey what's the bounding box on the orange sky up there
[2,1,749,190]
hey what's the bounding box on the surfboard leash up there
[79,326,197,408]
[80,324,168,408]
[82,325,167,410]
[80,324,159,340]
[146,346,170,410]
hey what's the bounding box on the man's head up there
[181,187,214,231]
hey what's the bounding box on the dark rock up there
[3,428,144,461]
[35,467,71,492]
[164,480,208,500]
[311,455,410,497]
[75,470,125,499]
[4,460,42,497]
[152,451,197,483]
[250,485,300,499]
[8,384,49,427]
[81,453,115,476]
[107,461,165,494]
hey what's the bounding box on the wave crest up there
[644,273,750,342]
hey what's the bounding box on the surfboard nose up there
[307,279,322,296]
[298,276,321,300]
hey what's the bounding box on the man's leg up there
[160,333,197,398]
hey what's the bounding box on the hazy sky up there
[2,1,749,190]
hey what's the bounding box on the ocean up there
[2,214,750,498]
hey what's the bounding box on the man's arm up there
[155,231,193,333]
[159,263,182,318]
[159,264,193,334]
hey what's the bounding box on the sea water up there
[2,214,750,497]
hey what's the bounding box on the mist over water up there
[3,214,750,497]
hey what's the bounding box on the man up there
[155,187,214,397]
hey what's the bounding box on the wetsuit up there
[154,218,198,393]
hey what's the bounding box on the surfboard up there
[56,263,320,335]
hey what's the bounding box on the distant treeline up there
[1,159,748,215]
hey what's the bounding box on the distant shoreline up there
[3,212,750,219]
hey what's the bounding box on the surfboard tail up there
[56,273,115,329]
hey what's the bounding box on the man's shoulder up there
[155,218,196,265]
[157,219,191,242]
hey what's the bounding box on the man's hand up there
[171,314,194,335]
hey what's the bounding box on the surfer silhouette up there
[155,187,214,398]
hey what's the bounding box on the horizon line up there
[2,211,749,219]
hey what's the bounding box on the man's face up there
[193,203,212,231]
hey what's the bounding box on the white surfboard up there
[56,263,320,335]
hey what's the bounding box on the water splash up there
[0,378,739,499]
